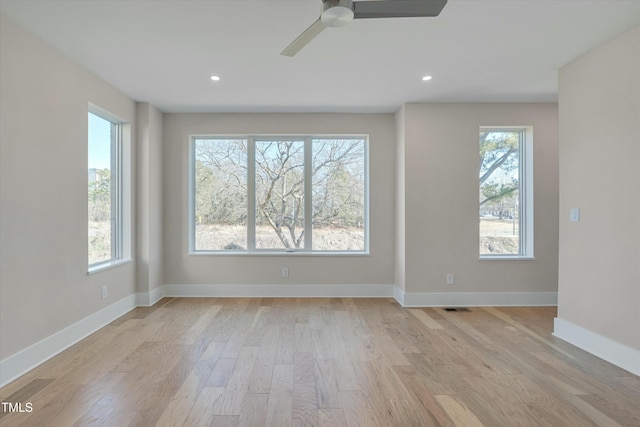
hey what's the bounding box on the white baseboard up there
[399,291,558,307]
[0,294,137,387]
[163,283,395,298]
[161,286,556,308]
[393,286,405,306]
[553,317,640,377]
[136,286,165,307]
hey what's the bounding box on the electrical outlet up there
[282,267,289,278]
[446,274,454,285]
[101,286,108,299]
[570,208,580,222]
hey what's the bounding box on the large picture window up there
[479,127,533,258]
[191,136,368,253]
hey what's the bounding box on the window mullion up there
[247,138,256,251]
[304,137,312,251]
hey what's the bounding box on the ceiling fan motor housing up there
[322,0,354,27]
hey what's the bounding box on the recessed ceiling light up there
[422,75,433,81]
[210,75,221,81]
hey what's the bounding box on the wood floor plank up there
[295,322,313,353]
[39,373,125,427]
[1,298,638,427]
[368,323,412,365]
[388,398,435,427]
[339,390,379,427]
[293,380,320,427]
[560,394,624,427]
[483,307,576,359]
[392,365,456,427]
[209,415,240,427]
[0,378,54,406]
[435,394,485,427]
[313,358,342,409]
[154,369,207,427]
[264,364,294,427]
[178,304,223,345]
[213,348,259,416]
[409,308,444,330]
[182,387,225,426]
[577,393,640,426]
[244,306,272,346]
[275,324,295,365]
[333,359,360,391]
[207,358,237,387]
[237,393,269,427]
[294,351,316,386]
[317,408,347,427]
[525,398,600,427]
[122,395,171,427]
[351,361,396,426]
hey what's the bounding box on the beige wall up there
[0,15,137,359]
[557,27,640,350]
[398,103,559,295]
[162,113,396,286]
[136,103,164,298]
[395,105,406,292]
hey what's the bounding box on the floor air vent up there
[443,307,471,312]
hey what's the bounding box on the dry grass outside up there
[88,221,111,264]
[480,218,519,254]
[93,219,513,258]
[195,224,365,251]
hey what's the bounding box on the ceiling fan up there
[281,0,448,57]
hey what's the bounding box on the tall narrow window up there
[191,136,368,253]
[479,128,533,257]
[88,111,121,266]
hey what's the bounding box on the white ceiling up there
[1,0,639,113]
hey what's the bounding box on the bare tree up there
[194,138,365,249]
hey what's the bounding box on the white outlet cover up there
[570,208,580,222]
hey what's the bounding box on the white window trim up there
[189,134,370,255]
[479,126,534,259]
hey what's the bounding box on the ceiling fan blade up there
[353,0,447,19]
[281,18,327,57]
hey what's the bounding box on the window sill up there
[479,255,535,261]
[88,258,133,274]
[189,251,370,257]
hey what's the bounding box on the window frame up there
[87,105,131,272]
[189,134,369,255]
[479,126,534,260]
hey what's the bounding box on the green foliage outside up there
[88,168,112,264]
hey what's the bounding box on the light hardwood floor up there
[1,298,639,426]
